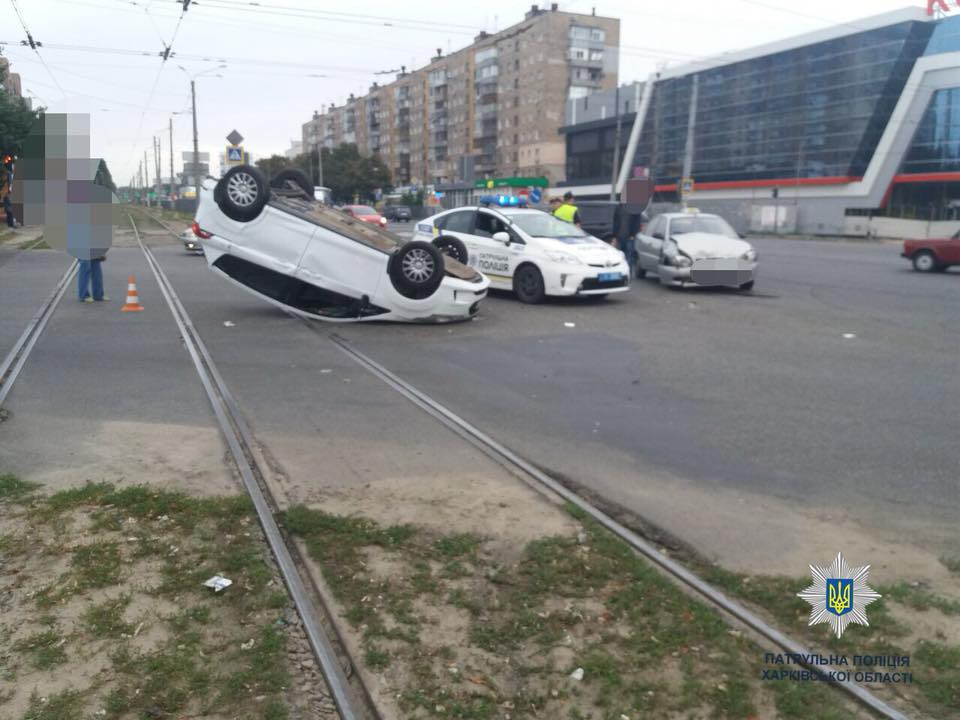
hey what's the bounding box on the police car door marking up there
[476,251,510,274]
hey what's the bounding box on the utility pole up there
[144,150,150,205]
[680,74,699,210]
[169,117,175,200]
[154,136,161,204]
[609,84,622,201]
[191,80,199,187]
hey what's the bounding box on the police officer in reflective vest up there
[553,191,581,228]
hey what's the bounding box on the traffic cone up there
[121,275,144,312]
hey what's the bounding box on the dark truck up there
[576,201,648,277]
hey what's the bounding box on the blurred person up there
[78,253,109,303]
[3,190,14,228]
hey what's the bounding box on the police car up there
[412,204,630,303]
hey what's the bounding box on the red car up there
[902,231,960,272]
[343,204,387,228]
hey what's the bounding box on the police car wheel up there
[432,236,468,264]
[270,168,313,197]
[388,241,444,299]
[514,264,545,304]
[215,165,270,222]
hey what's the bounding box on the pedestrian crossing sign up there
[226,145,244,164]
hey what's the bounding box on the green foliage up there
[319,143,392,203]
[0,473,39,499]
[94,159,117,193]
[0,65,41,160]
[255,144,392,203]
[401,189,425,207]
[254,153,299,180]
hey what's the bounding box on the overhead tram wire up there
[126,0,190,195]
[47,0,714,65]
[173,0,480,33]
[0,40,398,75]
[7,0,66,96]
[734,0,879,35]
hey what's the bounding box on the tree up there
[254,153,295,179]
[0,64,42,157]
[94,158,116,192]
[255,144,392,202]
[319,143,391,203]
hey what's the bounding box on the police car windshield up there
[669,216,739,238]
[507,212,589,241]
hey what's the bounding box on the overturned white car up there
[193,166,489,322]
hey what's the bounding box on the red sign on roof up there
[928,0,957,16]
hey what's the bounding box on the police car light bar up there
[479,194,528,207]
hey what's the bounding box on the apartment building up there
[301,4,619,187]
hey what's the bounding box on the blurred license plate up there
[691,258,751,286]
[598,272,623,282]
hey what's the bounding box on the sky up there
[0,0,935,185]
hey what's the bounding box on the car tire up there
[739,280,755,291]
[636,266,646,279]
[215,165,270,222]
[388,241,444,300]
[513,264,545,304]
[912,250,939,273]
[433,235,468,264]
[270,168,313,197]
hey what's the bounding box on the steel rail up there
[127,213,366,720]
[0,259,77,407]
[137,205,907,720]
[320,331,909,720]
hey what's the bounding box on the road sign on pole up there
[225,145,244,166]
[680,177,695,197]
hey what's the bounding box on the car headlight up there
[545,250,583,265]
[742,248,757,261]
[664,251,692,268]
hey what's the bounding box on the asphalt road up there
[336,234,959,527]
[3,229,956,572]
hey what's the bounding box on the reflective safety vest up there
[554,203,578,223]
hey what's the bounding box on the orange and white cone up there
[121,275,144,312]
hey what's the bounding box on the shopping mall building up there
[559,7,960,237]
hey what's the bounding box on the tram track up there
[0,258,76,408]
[138,206,909,720]
[127,211,378,720]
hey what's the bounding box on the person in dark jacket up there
[3,191,14,228]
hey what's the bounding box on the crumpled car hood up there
[672,232,752,259]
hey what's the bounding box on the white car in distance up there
[412,206,630,303]
[636,211,758,291]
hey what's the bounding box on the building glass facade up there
[673,20,932,185]
[564,17,959,190]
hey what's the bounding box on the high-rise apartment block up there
[302,4,619,186]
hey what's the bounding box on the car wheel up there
[270,168,313,197]
[636,266,646,279]
[513,264,545,304]
[739,280,755,291]
[215,165,270,222]
[388,241,444,299]
[912,250,939,273]
[433,235,468,264]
